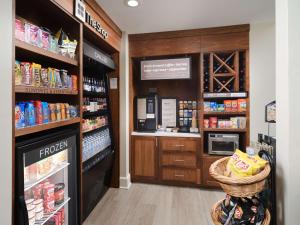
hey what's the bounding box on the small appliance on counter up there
[135,94,158,132]
[208,133,239,155]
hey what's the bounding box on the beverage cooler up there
[81,41,115,221]
[15,129,79,225]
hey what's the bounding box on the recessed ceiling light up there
[126,0,139,7]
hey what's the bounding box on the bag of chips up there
[225,149,268,178]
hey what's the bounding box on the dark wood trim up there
[129,24,250,41]
[85,0,122,38]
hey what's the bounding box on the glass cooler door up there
[16,131,78,225]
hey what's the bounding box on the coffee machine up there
[135,94,158,132]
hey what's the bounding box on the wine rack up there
[203,51,246,92]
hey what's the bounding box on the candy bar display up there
[83,97,107,113]
[178,100,197,127]
[83,76,106,94]
[82,128,111,162]
[204,99,247,112]
[15,18,78,59]
[204,117,247,129]
[82,116,108,133]
[15,101,79,129]
[15,60,78,90]
[218,194,267,225]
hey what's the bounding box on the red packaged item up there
[21,62,33,86]
[231,100,238,112]
[54,183,65,205]
[32,184,43,199]
[43,184,55,213]
[34,101,43,125]
[55,211,62,225]
[15,18,25,41]
[224,100,232,112]
[209,117,218,128]
[59,208,65,224]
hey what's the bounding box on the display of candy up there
[203,99,247,112]
[15,18,77,59]
[15,60,78,91]
[178,100,197,128]
[206,117,247,129]
[219,194,267,225]
[15,101,79,129]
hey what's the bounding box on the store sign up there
[141,58,191,80]
[24,137,73,167]
[75,0,109,39]
[83,42,115,69]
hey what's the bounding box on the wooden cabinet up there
[159,137,200,184]
[202,156,222,188]
[159,137,198,152]
[131,136,157,179]
[161,153,196,168]
[162,168,200,184]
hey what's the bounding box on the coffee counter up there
[131,131,201,138]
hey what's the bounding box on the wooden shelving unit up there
[203,111,246,116]
[203,128,247,132]
[15,118,81,137]
[15,86,78,95]
[15,39,78,66]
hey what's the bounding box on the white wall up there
[250,22,276,142]
[276,0,300,224]
[0,0,13,224]
[119,32,131,189]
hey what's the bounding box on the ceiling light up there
[127,0,139,7]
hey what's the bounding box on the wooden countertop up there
[131,131,201,138]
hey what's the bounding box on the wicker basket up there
[211,199,271,225]
[209,157,271,197]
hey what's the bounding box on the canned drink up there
[34,101,43,125]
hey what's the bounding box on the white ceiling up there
[96,0,275,34]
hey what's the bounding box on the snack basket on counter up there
[209,157,271,197]
[209,148,272,225]
[211,199,271,225]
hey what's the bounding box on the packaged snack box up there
[231,100,238,112]
[238,99,247,112]
[224,100,232,112]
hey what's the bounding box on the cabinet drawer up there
[159,138,198,152]
[161,153,196,168]
[162,168,200,184]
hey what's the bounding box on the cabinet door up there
[202,156,222,188]
[132,136,157,179]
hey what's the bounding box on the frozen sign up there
[141,58,191,80]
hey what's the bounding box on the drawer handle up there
[174,159,185,162]
[174,174,184,177]
[174,144,184,147]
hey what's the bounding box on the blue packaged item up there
[210,102,217,111]
[217,104,225,112]
[42,102,49,124]
[25,102,36,126]
[15,103,26,129]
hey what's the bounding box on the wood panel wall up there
[129,24,249,134]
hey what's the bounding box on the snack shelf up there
[15,86,78,95]
[15,118,81,137]
[82,125,109,134]
[15,39,78,66]
[83,110,108,117]
[203,128,247,132]
[83,90,107,97]
[203,92,248,99]
[24,162,70,191]
[34,197,71,225]
[203,111,246,115]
